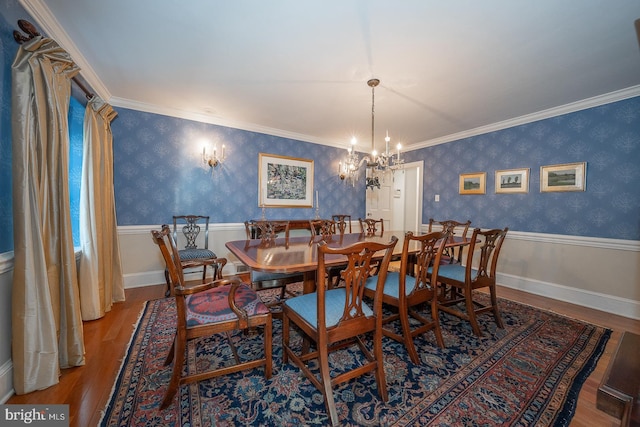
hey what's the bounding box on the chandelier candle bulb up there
[385,131,390,155]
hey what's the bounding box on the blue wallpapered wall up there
[1,1,639,256]
[111,96,640,240]
[111,108,365,226]
[402,98,640,240]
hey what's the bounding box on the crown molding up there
[406,85,640,151]
[110,85,640,152]
[108,97,346,149]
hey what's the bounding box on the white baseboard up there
[497,272,640,320]
[123,270,165,289]
[0,359,14,404]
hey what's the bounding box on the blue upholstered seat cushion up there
[185,283,269,327]
[251,270,301,282]
[179,248,216,260]
[284,288,373,328]
[365,272,416,299]
[431,264,477,282]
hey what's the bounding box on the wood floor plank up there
[6,282,639,427]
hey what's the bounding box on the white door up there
[365,169,394,231]
[366,161,423,233]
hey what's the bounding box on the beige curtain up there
[11,36,85,394]
[78,97,125,320]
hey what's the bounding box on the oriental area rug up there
[99,291,610,426]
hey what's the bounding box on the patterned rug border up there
[98,301,150,426]
[100,292,612,426]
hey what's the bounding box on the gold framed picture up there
[258,153,314,207]
[540,162,586,192]
[459,172,486,195]
[495,168,530,194]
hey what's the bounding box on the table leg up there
[302,270,316,294]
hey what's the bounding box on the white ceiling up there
[22,0,640,151]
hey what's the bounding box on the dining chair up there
[428,218,472,264]
[282,236,398,426]
[364,230,450,364]
[359,217,384,236]
[331,214,352,233]
[433,227,509,336]
[309,219,338,243]
[170,215,222,282]
[244,220,304,315]
[309,219,346,288]
[168,215,221,296]
[151,225,272,409]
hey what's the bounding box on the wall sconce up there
[202,145,225,170]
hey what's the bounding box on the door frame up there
[397,160,424,232]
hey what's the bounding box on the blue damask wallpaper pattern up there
[404,97,640,240]
[111,95,640,241]
[111,108,365,226]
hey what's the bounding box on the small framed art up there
[540,162,586,192]
[495,168,529,194]
[459,172,486,195]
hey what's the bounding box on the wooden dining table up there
[226,231,472,294]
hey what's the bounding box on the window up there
[68,96,84,247]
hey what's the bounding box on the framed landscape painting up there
[459,172,486,195]
[259,153,314,207]
[495,168,529,194]
[540,162,586,192]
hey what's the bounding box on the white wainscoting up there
[120,224,640,319]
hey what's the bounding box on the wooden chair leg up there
[399,302,420,364]
[201,264,207,282]
[282,314,290,364]
[161,335,186,409]
[373,326,388,402]
[264,318,273,378]
[430,297,445,348]
[489,284,504,328]
[318,344,339,426]
[466,288,482,336]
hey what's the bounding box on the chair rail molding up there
[504,230,640,252]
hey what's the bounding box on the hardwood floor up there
[6,281,638,427]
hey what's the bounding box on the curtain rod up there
[13,19,95,101]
